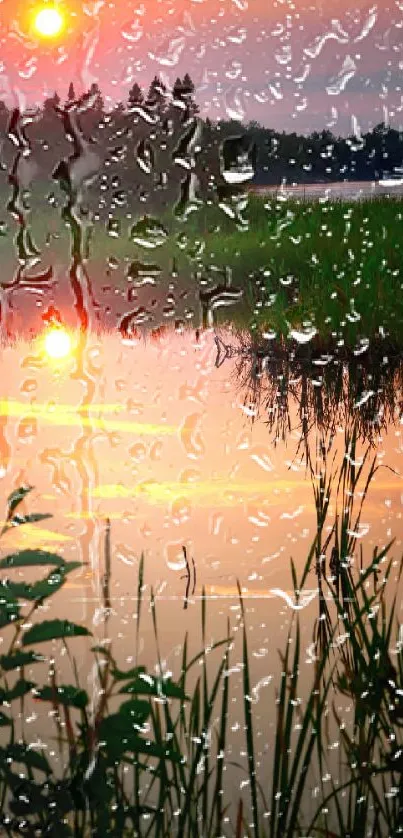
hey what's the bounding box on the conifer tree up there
[182,73,195,95]
[146,76,167,109]
[128,82,143,107]
[44,91,61,113]
[89,82,104,111]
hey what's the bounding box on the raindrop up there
[288,325,317,344]
[130,216,168,248]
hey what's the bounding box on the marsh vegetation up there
[0,420,402,837]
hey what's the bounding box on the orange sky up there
[0,0,401,133]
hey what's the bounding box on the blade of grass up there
[237,580,260,838]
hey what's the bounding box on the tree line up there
[0,76,402,204]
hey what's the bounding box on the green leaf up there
[0,650,44,672]
[0,679,36,704]
[0,743,50,774]
[0,605,20,628]
[2,513,53,536]
[112,664,147,681]
[0,587,20,628]
[22,620,91,646]
[46,781,75,817]
[98,703,150,757]
[0,549,66,570]
[98,709,182,763]
[9,792,47,817]
[5,486,34,518]
[6,775,47,816]
[0,710,11,726]
[34,685,89,709]
[119,675,189,701]
[2,562,81,601]
[99,702,150,737]
[134,736,183,762]
[98,715,144,760]
[118,698,152,722]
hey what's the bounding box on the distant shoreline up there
[248,179,403,199]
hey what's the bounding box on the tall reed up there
[0,426,401,836]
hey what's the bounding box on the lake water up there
[249,178,403,201]
[1,324,402,828]
[1,328,401,603]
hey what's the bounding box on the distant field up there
[0,189,402,347]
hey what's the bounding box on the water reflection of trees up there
[215,330,403,447]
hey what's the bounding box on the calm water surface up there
[0,326,402,820]
[249,178,403,200]
[1,328,401,602]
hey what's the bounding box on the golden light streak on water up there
[1,523,73,548]
[0,401,176,435]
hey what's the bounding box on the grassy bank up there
[0,426,402,836]
[174,194,403,345]
[1,187,403,347]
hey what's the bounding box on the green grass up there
[1,187,403,346]
[175,194,403,345]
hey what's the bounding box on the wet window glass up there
[0,1,402,835]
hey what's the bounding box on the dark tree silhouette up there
[172,74,199,118]
[2,78,403,201]
[182,73,195,95]
[89,82,104,112]
[67,82,76,102]
[146,76,167,110]
[128,82,143,107]
[43,92,61,114]
[172,77,183,98]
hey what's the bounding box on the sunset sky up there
[0,0,401,135]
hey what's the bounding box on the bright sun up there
[34,6,64,38]
[44,328,72,360]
